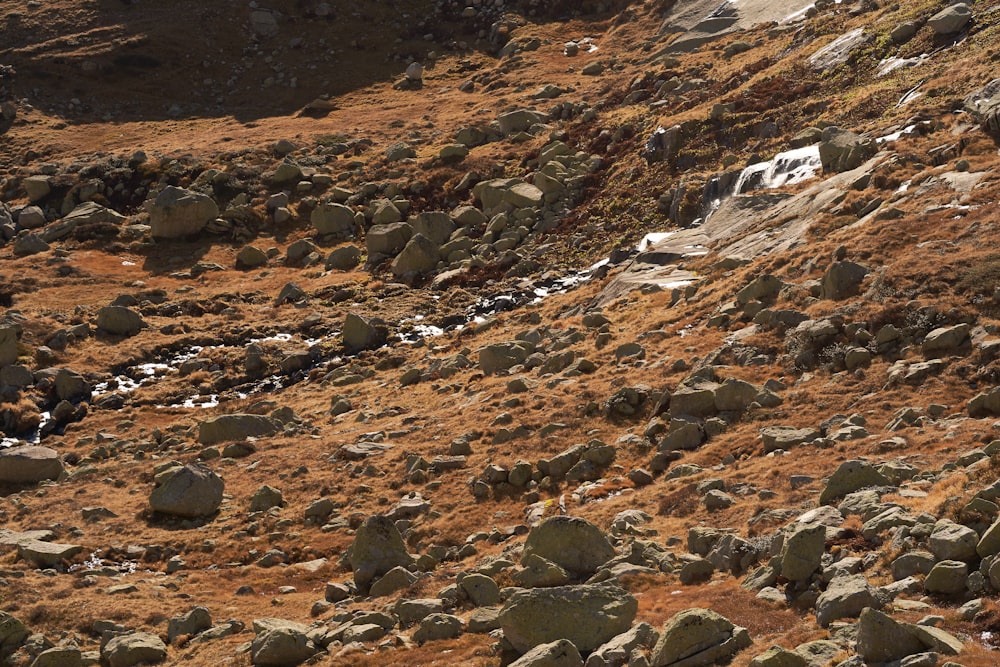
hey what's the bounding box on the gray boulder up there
[96,306,147,337]
[412,613,463,643]
[349,515,416,592]
[0,612,28,660]
[819,261,868,300]
[369,565,418,597]
[649,608,752,667]
[928,3,971,34]
[311,202,357,238]
[412,211,456,245]
[13,233,50,257]
[391,233,440,279]
[460,573,501,607]
[511,639,583,667]
[30,647,83,667]
[102,632,168,667]
[964,77,1000,145]
[498,108,549,135]
[584,622,658,667]
[198,414,279,445]
[23,175,51,202]
[818,460,890,505]
[366,221,412,258]
[43,201,126,242]
[167,606,212,643]
[343,313,387,353]
[0,446,63,484]
[929,520,979,561]
[977,516,1000,557]
[480,341,534,374]
[969,386,1000,417]
[857,607,961,663]
[236,245,268,269]
[0,325,19,366]
[149,463,224,518]
[818,127,877,173]
[922,324,970,357]
[17,539,83,567]
[924,560,968,596]
[760,426,820,453]
[149,186,218,239]
[522,516,616,577]
[499,584,637,654]
[748,646,807,667]
[780,524,826,582]
[814,574,882,627]
[251,622,318,667]
[325,245,361,271]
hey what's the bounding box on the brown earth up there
[2,0,1000,665]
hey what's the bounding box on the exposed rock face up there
[818,127,876,172]
[649,608,752,667]
[96,306,147,337]
[198,414,279,445]
[498,584,638,654]
[148,186,219,239]
[0,445,64,484]
[102,632,168,667]
[349,515,415,592]
[149,463,224,518]
[521,516,616,577]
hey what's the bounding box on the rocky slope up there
[2,0,1000,666]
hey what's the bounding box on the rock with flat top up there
[649,608,752,667]
[0,446,63,484]
[17,539,82,567]
[102,632,167,667]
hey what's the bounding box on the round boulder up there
[148,186,219,239]
[522,516,616,577]
[149,463,224,518]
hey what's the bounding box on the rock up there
[250,10,279,37]
[325,245,361,270]
[311,202,357,238]
[17,539,83,567]
[808,28,870,72]
[498,109,548,135]
[167,607,212,643]
[349,515,415,592]
[511,639,583,667]
[96,306,147,337]
[45,201,126,241]
[386,142,417,162]
[522,516,616,577]
[412,212,456,246]
[439,144,469,163]
[251,625,318,666]
[0,612,28,660]
[856,608,937,663]
[819,262,868,300]
[499,584,638,655]
[922,324,970,357]
[55,368,90,402]
[819,460,890,505]
[237,245,268,269]
[198,414,278,445]
[148,463,224,518]
[12,233,50,257]
[928,3,971,34]
[102,632,168,667]
[412,613,463,643]
[818,127,877,173]
[391,233,440,279]
[0,445,64,484]
[30,646,83,667]
[748,646,807,667]
[924,560,968,596]
[964,78,1000,145]
[649,608,752,667]
[148,186,219,239]
[480,341,533,374]
[342,313,387,353]
[250,485,284,512]
[815,574,882,627]
[780,524,826,582]
[0,325,19,366]
[969,387,1000,417]
[929,520,979,561]
[366,222,412,257]
[977,516,1000,557]
[585,622,658,667]
[22,176,51,202]
[473,178,544,215]
[460,573,501,606]
[513,553,572,588]
[369,565,418,597]
[760,426,820,453]
[17,206,45,229]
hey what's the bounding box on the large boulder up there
[498,584,637,655]
[969,386,1000,417]
[857,607,961,663]
[148,463,224,518]
[522,516,616,577]
[17,539,83,567]
[649,608,752,667]
[411,211,456,246]
[102,632,168,667]
[0,446,64,484]
[780,524,826,582]
[167,606,212,643]
[311,202,357,238]
[349,515,416,592]
[922,324,971,357]
[41,201,126,242]
[366,222,412,258]
[342,313,387,353]
[96,306,147,337]
[928,3,971,34]
[814,574,882,627]
[0,612,29,660]
[818,127,877,173]
[498,108,549,135]
[819,261,868,300]
[929,520,979,562]
[509,639,583,667]
[198,414,279,445]
[251,620,318,667]
[390,233,440,279]
[0,325,19,366]
[479,341,534,374]
[473,178,544,215]
[818,460,890,505]
[964,78,1000,145]
[148,186,219,239]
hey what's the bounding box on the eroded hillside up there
[2,0,1000,666]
